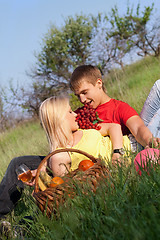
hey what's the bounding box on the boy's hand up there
[148,137,160,148]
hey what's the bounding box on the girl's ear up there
[96,78,103,89]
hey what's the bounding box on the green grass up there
[0,120,48,181]
[0,56,160,239]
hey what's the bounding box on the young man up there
[70,65,160,150]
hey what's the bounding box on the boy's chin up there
[89,101,95,108]
[91,103,97,109]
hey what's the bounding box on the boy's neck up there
[99,92,111,105]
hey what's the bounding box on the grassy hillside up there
[0,56,160,239]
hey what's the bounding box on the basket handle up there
[34,148,98,193]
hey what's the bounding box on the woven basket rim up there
[34,148,99,193]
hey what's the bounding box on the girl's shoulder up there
[49,150,71,176]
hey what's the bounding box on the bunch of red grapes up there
[75,103,102,130]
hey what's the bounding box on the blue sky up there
[0,0,159,89]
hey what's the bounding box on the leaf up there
[96,112,104,122]
[93,120,98,124]
[97,116,104,122]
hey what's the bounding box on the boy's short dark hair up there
[70,65,106,92]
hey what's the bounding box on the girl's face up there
[66,104,79,132]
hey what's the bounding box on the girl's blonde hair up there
[39,96,72,152]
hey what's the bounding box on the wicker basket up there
[33,148,109,218]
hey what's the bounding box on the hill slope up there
[0,56,160,239]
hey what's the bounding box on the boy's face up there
[74,78,104,108]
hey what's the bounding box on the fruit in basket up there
[40,171,52,187]
[75,103,103,130]
[38,177,47,191]
[49,176,64,187]
[78,160,94,171]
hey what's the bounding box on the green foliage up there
[69,93,83,111]
[98,2,155,71]
[22,14,99,116]
[95,2,160,73]
[109,3,154,38]
[64,15,96,65]
[36,14,97,87]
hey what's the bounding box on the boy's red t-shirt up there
[96,98,139,135]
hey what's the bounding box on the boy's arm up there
[126,115,160,147]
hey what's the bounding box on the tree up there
[32,14,97,90]
[95,3,159,72]
[0,86,24,130]
[106,3,159,61]
[20,14,98,115]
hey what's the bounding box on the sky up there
[0,0,160,89]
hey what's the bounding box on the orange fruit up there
[49,176,64,187]
[78,160,94,171]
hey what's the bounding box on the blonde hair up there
[39,96,72,151]
[70,65,106,92]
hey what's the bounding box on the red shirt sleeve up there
[115,101,139,135]
[96,99,139,135]
[116,101,139,125]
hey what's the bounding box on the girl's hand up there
[112,153,121,166]
[24,169,37,186]
[98,123,110,136]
